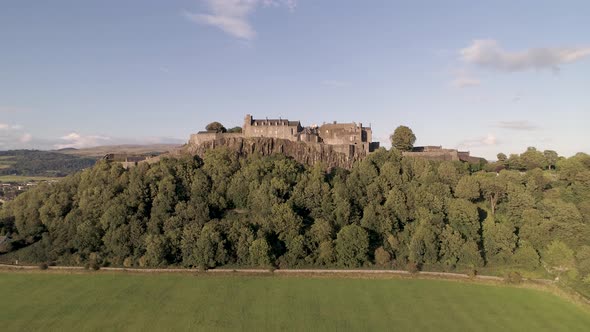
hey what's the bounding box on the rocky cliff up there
[181,136,369,169]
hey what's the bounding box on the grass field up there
[0,175,59,183]
[58,144,181,157]
[0,272,589,331]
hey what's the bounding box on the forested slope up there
[0,150,96,177]
[1,147,589,289]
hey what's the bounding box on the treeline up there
[0,150,96,177]
[487,147,560,172]
[0,148,589,284]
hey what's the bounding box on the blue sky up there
[1,0,589,159]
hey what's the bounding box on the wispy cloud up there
[0,122,33,147]
[460,39,590,72]
[458,134,498,149]
[55,132,112,149]
[495,120,538,131]
[19,133,33,143]
[0,106,28,113]
[450,68,480,88]
[185,0,296,40]
[451,77,480,88]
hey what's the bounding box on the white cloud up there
[496,120,538,131]
[185,0,296,40]
[451,77,480,88]
[458,134,498,149]
[0,123,32,147]
[460,39,590,72]
[19,133,32,143]
[55,132,112,149]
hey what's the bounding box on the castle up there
[101,115,484,170]
[190,114,380,156]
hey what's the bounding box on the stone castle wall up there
[189,132,244,146]
[402,150,461,161]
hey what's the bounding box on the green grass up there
[0,272,589,331]
[0,175,59,183]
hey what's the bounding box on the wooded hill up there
[1,147,589,294]
[0,150,96,177]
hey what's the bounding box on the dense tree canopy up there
[1,146,589,291]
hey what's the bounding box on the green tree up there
[512,243,540,270]
[317,241,335,265]
[483,219,516,265]
[335,224,369,267]
[249,238,272,267]
[459,240,484,267]
[476,172,507,215]
[390,125,416,151]
[409,211,441,265]
[542,240,575,273]
[447,199,480,241]
[543,150,559,170]
[205,121,227,133]
[439,225,464,268]
[575,246,590,277]
[520,147,547,170]
[226,126,242,133]
[194,224,227,268]
[454,176,480,201]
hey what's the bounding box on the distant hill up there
[0,150,96,177]
[56,144,181,158]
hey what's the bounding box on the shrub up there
[123,257,134,268]
[38,262,48,270]
[467,268,477,278]
[505,271,522,284]
[406,261,420,274]
[375,247,392,268]
[89,262,100,271]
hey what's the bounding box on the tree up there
[409,211,441,265]
[390,126,416,151]
[374,247,392,267]
[249,238,272,267]
[576,245,590,277]
[476,172,507,215]
[454,175,480,201]
[520,147,547,170]
[205,122,227,133]
[335,225,369,267]
[459,240,483,267]
[447,199,480,241]
[227,126,242,133]
[497,153,507,163]
[512,243,540,270]
[483,219,516,265]
[544,150,559,170]
[439,225,464,268]
[542,240,575,273]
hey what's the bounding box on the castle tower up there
[244,114,253,137]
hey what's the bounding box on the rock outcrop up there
[181,136,369,169]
